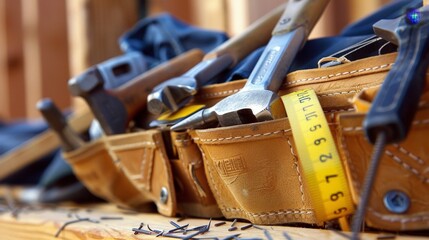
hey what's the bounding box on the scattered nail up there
[214,221,226,227]
[228,226,237,231]
[264,229,274,240]
[131,228,152,235]
[100,216,123,220]
[240,224,253,230]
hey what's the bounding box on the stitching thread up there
[200,89,240,98]
[369,207,429,223]
[286,137,306,206]
[385,150,429,183]
[284,63,393,86]
[392,144,425,165]
[339,133,361,192]
[224,207,314,217]
[343,118,429,132]
[197,130,285,143]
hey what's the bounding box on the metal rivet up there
[160,187,168,204]
[383,190,410,214]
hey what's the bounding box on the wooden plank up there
[0,0,8,120]
[37,0,70,117]
[66,0,139,112]
[0,0,26,120]
[148,0,193,24]
[0,107,93,180]
[191,0,227,32]
[0,201,426,240]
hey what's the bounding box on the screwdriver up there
[352,6,429,240]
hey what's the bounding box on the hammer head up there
[213,89,278,126]
[68,52,146,135]
[147,76,197,115]
[171,89,278,131]
[68,67,104,97]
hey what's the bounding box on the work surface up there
[0,203,427,240]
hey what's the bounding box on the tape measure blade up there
[281,89,354,221]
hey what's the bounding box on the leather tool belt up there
[63,52,429,231]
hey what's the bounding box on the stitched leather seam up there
[319,85,382,98]
[284,63,393,86]
[286,137,305,206]
[140,147,153,191]
[343,118,429,132]
[109,141,155,151]
[385,150,429,183]
[339,134,361,192]
[196,130,285,143]
[392,144,425,165]
[199,146,225,210]
[369,207,429,223]
[201,89,240,98]
[224,207,314,217]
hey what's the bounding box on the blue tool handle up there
[364,10,429,144]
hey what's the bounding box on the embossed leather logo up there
[214,155,247,177]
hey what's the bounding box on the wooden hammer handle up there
[203,3,286,65]
[115,49,204,118]
[273,0,330,38]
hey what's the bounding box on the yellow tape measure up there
[281,89,354,221]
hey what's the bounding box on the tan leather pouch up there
[106,130,177,216]
[189,53,429,228]
[62,139,150,208]
[337,82,429,231]
[170,131,222,218]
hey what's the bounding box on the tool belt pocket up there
[169,131,222,218]
[189,120,319,225]
[187,52,429,229]
[105,129,222,218]
[62,138,151,209]
[337,86,429,231]
[105,130,176,216]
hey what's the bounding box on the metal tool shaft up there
[37,98,84,152]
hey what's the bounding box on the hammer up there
[37,98,84,152]
[172,0,330,131]
[69,49,204,135]
[147,3,286,116]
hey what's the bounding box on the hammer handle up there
[203,3,286,65]
[273,0,330,38]
[115,49,205,117]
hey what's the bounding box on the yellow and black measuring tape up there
[281,89,354,222]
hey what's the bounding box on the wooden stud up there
[0,0,26,120]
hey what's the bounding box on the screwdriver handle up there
[364,7,429,144]
[203,3,286,66]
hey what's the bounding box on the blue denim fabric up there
[119,13,229,69]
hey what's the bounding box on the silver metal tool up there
[147,4,287,116]
[37,98,84,152]
[172,0,330,131]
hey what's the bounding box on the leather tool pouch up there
[338,82,429,231]
[189,52,429,230]
[64,128,221,218]
[62,139,151,209]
